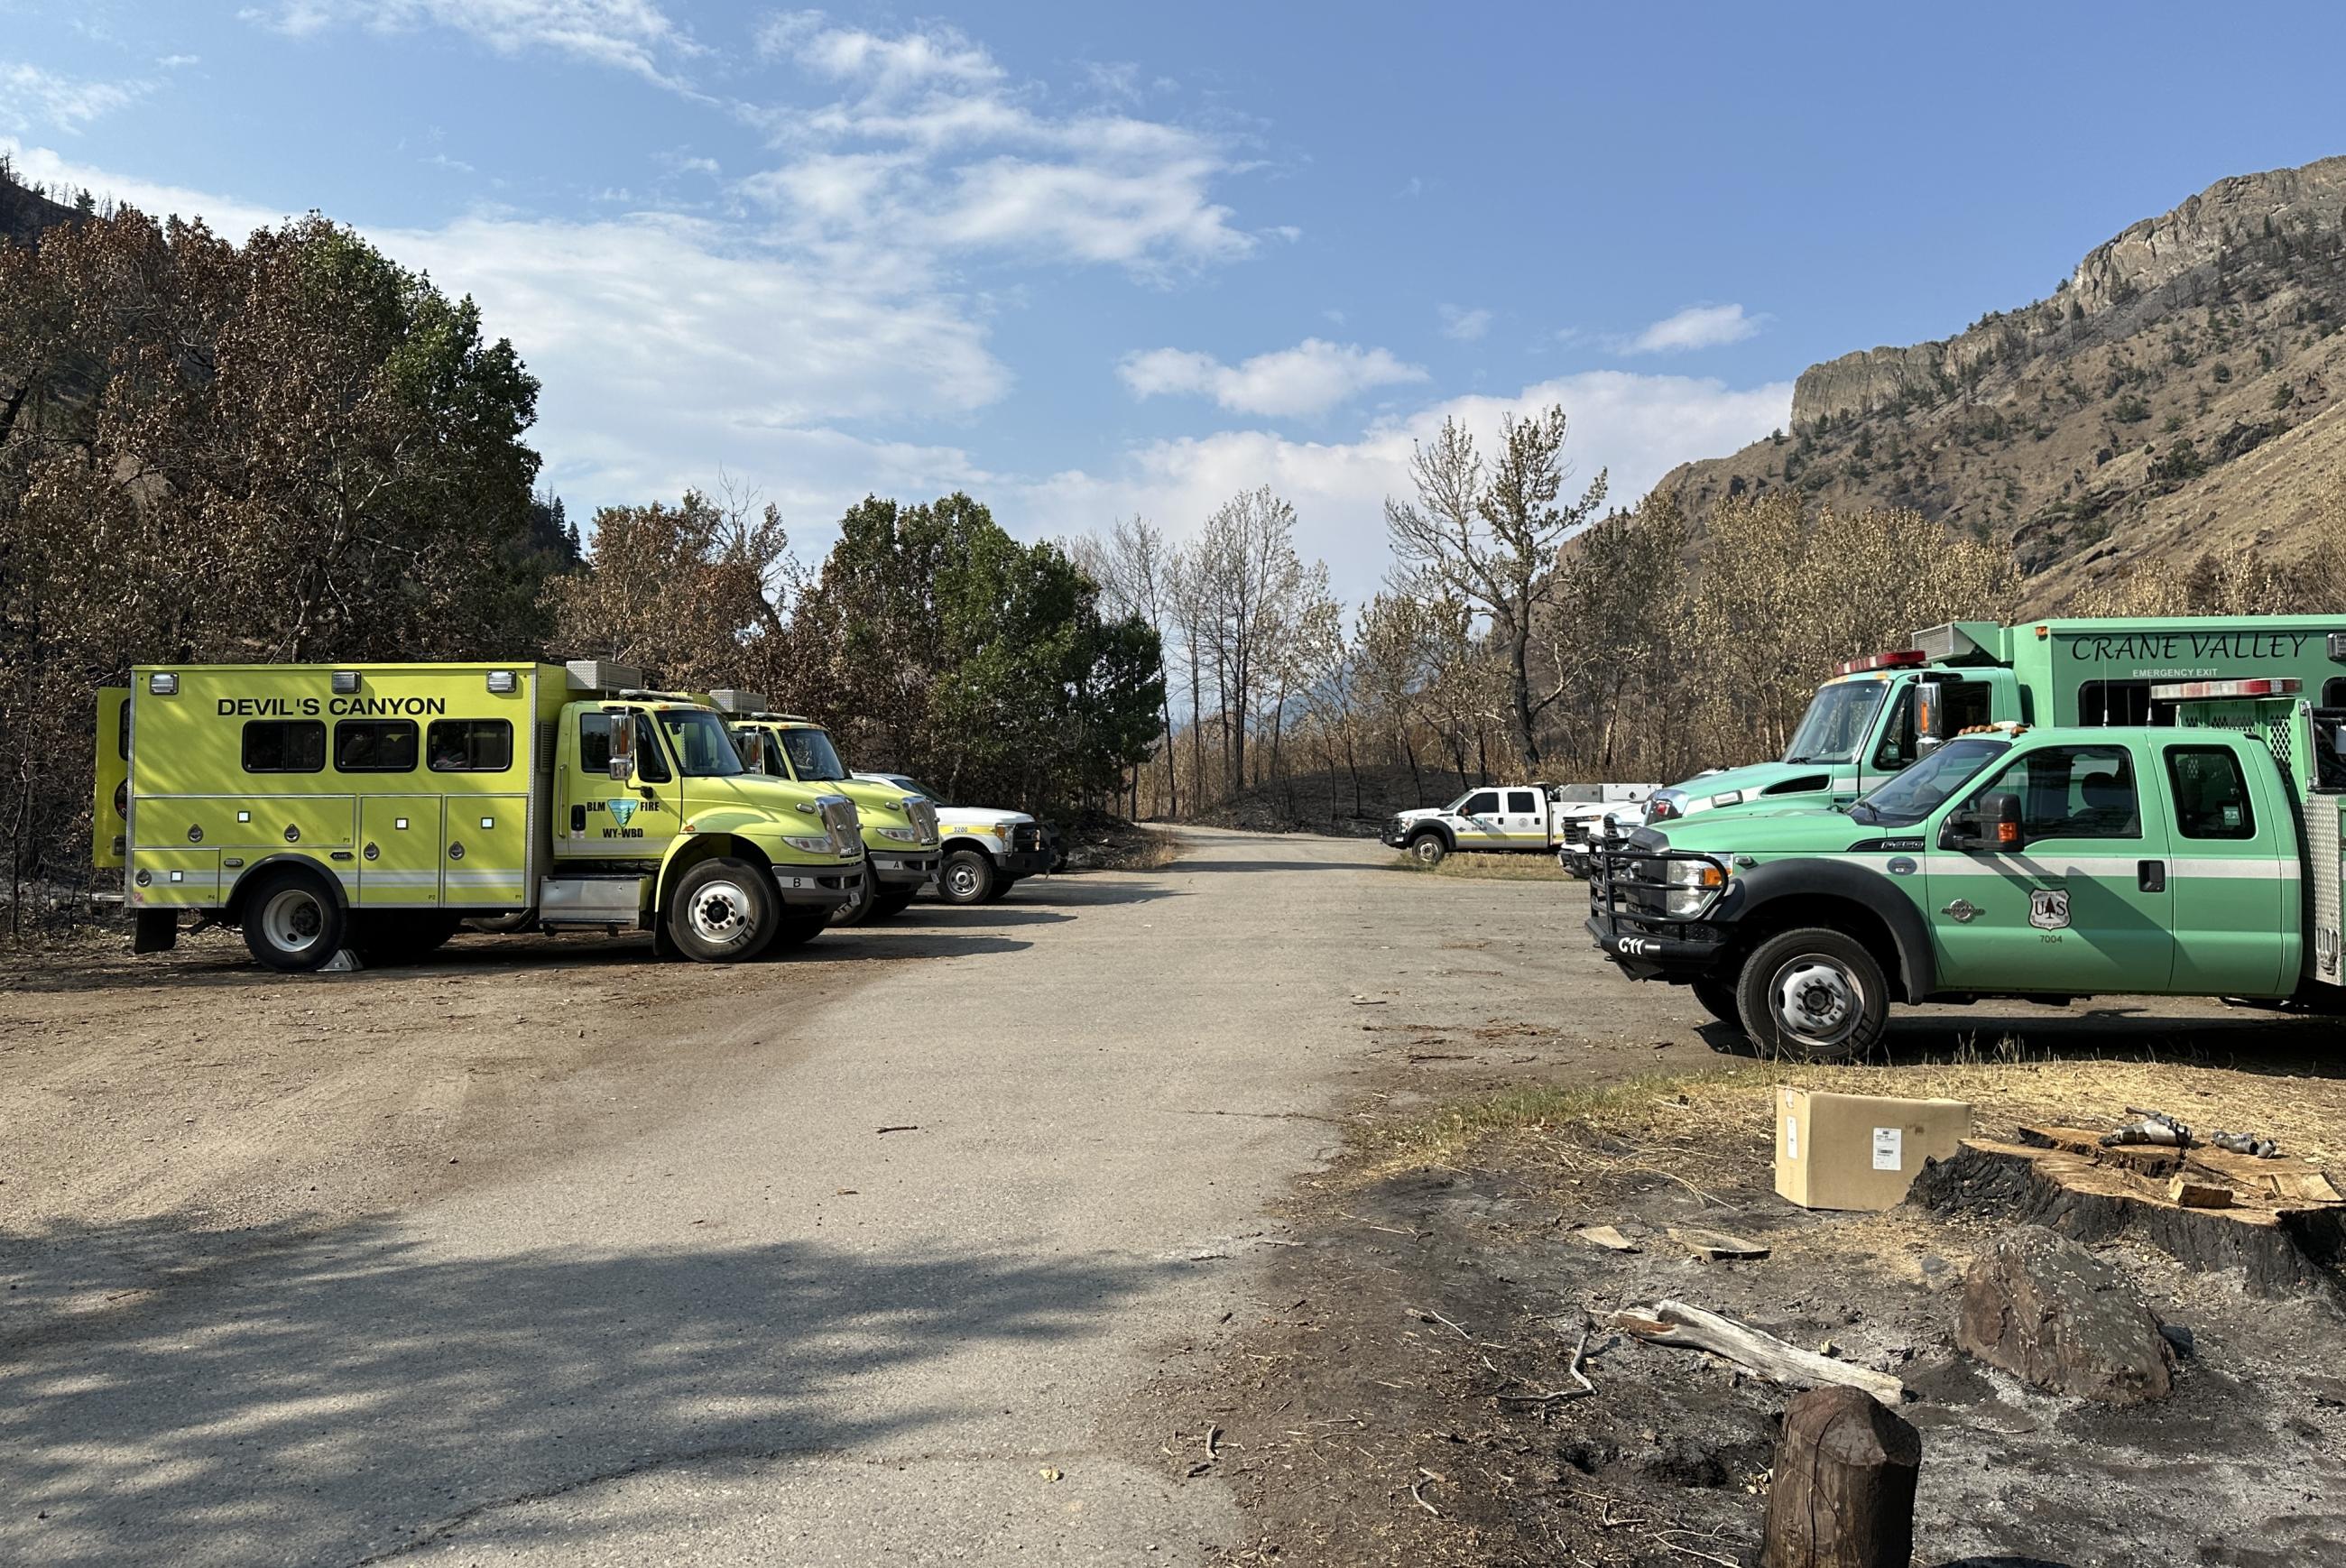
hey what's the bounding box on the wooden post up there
[1761,1385,1920,1568]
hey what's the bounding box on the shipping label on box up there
[1776,1087,1970,1212]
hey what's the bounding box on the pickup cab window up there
[1459,791,1500,816]
[2166,746,2255,840]
[1972,745,2140,839]
[1846,736,2008,827]
[1506,789,1539,815]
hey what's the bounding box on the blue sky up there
[6,1,2345,600]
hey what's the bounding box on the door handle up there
[2138,860,2166,893]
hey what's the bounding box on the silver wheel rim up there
[1768,955,1864,1050]
[262,886,328,956]
[1413,839,1443,864]
[688,878,760,949]
[945,861,982,899]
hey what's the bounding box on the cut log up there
[1612,1299,1904,1405]
[1761,1384,1919,1568]
[1667,1224,1771,1261]
[1956,1227,2175,1405]
[1907,1139,2346,1301]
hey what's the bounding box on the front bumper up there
[1380,816,1413,847]
[1585,844,1734,981]
[869,852,939,886]
[773,863,864,908]
[1000,849,1052,878]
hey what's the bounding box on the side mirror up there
[605,708,634,781]
[1915,679,1952,744]
[1940,789,2024,853]
[733,733,763,771]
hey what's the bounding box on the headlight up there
[992,819,1017,835]
[782,835,836,854]
[1664,857,1727,917]
[876,826,925,844]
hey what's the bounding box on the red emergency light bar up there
[2148,678,2302,702]
[1835,649,1927,676]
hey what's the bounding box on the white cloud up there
[1017,372,1794,603]
[1628,302,1760,354]
[1119,338,1426,419]
[0,62,149,134]
[738,12,1265,277]
[1438,303,1492,342]
[239,0,698,88]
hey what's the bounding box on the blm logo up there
[2029,888,2071,931]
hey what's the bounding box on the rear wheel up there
[1689,976,1741,1026]
[1407,832,1447,867]
[665,857,779,963]
[1733,927,1890,1061]
[241,867,347,973]
[937,848,996,906]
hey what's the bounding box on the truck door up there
[1505,789,1544,844]
[95,687,130,870]
[1927,741,2175,994]
[360,798,444,906]
[2161,741,2291,996]
[1454,789,1505,848]
[562,707,682,861]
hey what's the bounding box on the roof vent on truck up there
[564,659,646,695]
[707,688,771,715]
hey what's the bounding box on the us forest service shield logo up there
[607,798,639,829]
[2029,888,2071,931]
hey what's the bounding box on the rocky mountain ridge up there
[1661,155,2346,607]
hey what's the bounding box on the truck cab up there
[1591,678,2344,1056]
[712,697,941,923]
[103,661,866,972]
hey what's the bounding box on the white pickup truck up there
[854,772,1057,905]
[1383,781,1658,866]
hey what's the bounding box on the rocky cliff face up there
[1664,153,2346,609]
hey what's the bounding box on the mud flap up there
[133,909,180,954]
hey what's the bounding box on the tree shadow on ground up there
[0,1213,1168,1567]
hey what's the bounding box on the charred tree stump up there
[1761,1385,1919,1568]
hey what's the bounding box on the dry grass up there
[1121,826,1180,872]
[1360,1047,2346,1196]
[1392,850,1575,882]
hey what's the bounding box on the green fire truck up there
[95,661,866,971]
[1590,678,2346,1056]
[1646,617,2346,827]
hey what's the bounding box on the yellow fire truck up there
[94,661,866,971]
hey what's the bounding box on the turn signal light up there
[1996,820,2021,847]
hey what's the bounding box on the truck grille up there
[819,797,862,855]
[1012,823,1044,853]
[905,798,939,842]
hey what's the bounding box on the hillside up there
[1658,155,2346,609]
[0,165,80,246]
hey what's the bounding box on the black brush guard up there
[1584,844,1732,978]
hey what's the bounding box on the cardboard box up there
[1776,1086,1972,1212]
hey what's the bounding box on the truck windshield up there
[1783,681,1889,765]
[780,728,850,781]
[1845,736,2010,827]
[656,710,749,777]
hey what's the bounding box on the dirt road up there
[4,828,2321,1565]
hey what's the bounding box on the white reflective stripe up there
[361,871,440,885]
[1922,853,2295,881]
[444,869,523,886]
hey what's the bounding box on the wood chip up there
[1666,1225,1770,1262]
[1575,1224,1640,1252]
[2169,1176,2235,1209]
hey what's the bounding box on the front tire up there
[873,885,918,918]
[766,908,831,951]
[1407,832,1448,867]
[830,863,881,926]
[241,867,348,973]
[937,848,997,906]
[1733,927,1890,1060]
[666,857,779,963]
